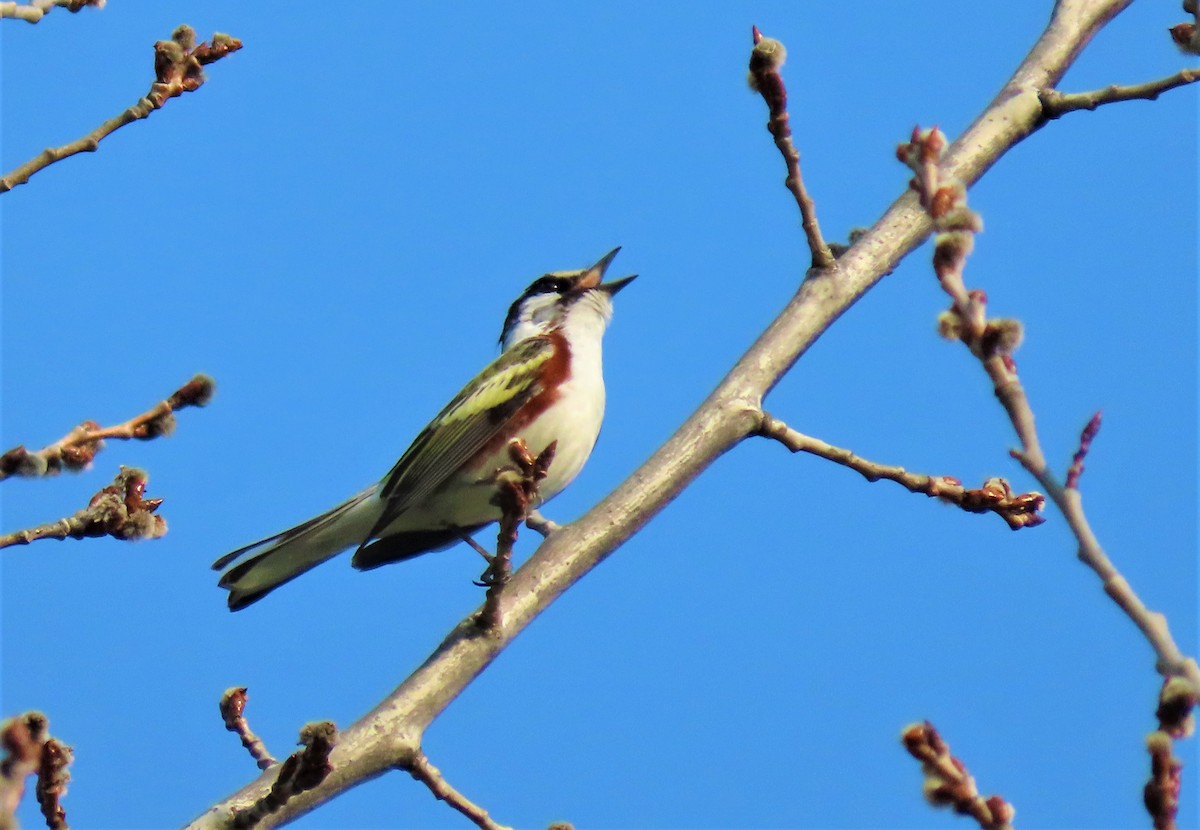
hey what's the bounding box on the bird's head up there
[499,248,636,349]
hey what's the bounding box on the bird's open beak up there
[579,247,636,294]
[598,273,637,295]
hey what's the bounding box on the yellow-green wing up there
[369,336,556,535]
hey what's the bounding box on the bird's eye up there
[530,276,572,296]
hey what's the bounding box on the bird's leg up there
[454,527,494,563]
[476,440,557,628]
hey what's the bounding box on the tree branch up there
[0,26,241,193]
[0,373,215,481]
[901,721,1015,830]
[406,750,511,830]
[476,440,557,630]
[899,121,1200,692]
[0,467,167,549]
[0,0,102,24]
[229,723,336,829]
[1040,69,1200,120]
[758,412,1045,529]
[220,689,277,772]
[747,26,835,271]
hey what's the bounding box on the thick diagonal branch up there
[187,2,1155,826]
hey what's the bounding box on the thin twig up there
[0,373,215,481]
[758,413,1045,529]
[748,26,835,271]
[220,688,276,771]
[1144,678,1197,830]
[407,749,512,830]
[230,722,336,829]
[1040,69,1200,121]
[1018,452,1200,688]
[901,722,1015,830]
[525,510,561,537]
[1145,732,1183,830]
[0,0,102,24]
[477,440,556,630]
[34,739,71,830]
[0,467,167,549]
[899,126,1200,692]
[0,26,241,193]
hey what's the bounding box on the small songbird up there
[213,249,635,610]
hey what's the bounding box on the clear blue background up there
[2,3,1196,829]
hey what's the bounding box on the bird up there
[212,248,635,610]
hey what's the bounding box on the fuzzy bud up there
[172,24,197,50]
[1170,23,1200,53]
[985,795,1016,824]
[936,309,964,341]
[141,412,178,439]
[981,318,1024,357]
[1157,677,1198,738]
[220,687,249,728]
[170,373,217,409]
[747,29,787,92]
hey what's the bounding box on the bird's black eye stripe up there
[499,275,574,344]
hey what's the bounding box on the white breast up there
[385,288,614,533]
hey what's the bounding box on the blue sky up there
[2,3,1196,829]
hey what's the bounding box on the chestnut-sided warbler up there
[213,249,635,610]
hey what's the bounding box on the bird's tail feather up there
[213,487,379,611]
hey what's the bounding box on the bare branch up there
[477,440,557,630]
[525,510,561,537]
[1146,732,1184,830]
[0,374,215,481]
[747,26,835,271]
[221,689,277,772]
[1145,678,1197,829]
[901,721,1015,830]
[900,124,1200,692]
[0,0,102,24]
[0,467,167,549]
[407,750,511,830]
[758,413,1045,529]
[230,723,336,829]
[1040,69,1200,120]
[0,26,241,193]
